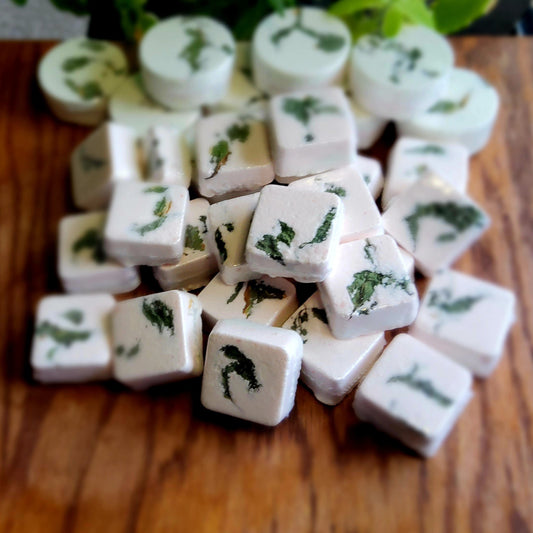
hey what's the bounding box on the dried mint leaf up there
[142,298,174,335]
[315,33,345,52]
[153,196,172,217]
[143,186,168,193]
[226,122,250,143]
[65,79,103,100]
[207,139,231,179]
[62,309,84,325]
[62,56,92,72]
[404,201,485,247]
[179,27,209,72]
[347,270,412,317]
[36,321,91,347]
[243,280,286,318]
[299,207,337,248]
[72,227,106,263]
[220,344,262,401]
[255,233,284,265]
[226,282,244,304]
[215,227,228,263]
[405,144,445,155]
[133,216,167,236]
[428,289,483,314]
[325,185,346,197]
[185,224,205,252]
[428,93,470,114]
[387,364,453,407]
[199,215,208,234]
[290,308,309,342]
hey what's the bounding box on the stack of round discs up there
[252,7,351,95]
[139,16,236,110]
[37,38,128,126]
[349,26,454,120]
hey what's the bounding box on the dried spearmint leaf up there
[255,221,295,265]
[243,280,286,318]
[62,309,84,325]
[387,364,453,407]
[36,321,91,348]
[404,201,485,247]
[214,222,234,263]
[142,298,175,335]
[115,341,140,358]
[184,224,205,252]
[428,288,483,314]
[72,227,106,263]
[220,344,261,402]
[299,207,337,248]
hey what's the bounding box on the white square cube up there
[382,137,469,208]
[288,165,383,243]
[355,156,383,200]
[206,192,261,285]
[104,182,189,266]
[318,235,418,339]
[31,293,115,383]
[58,212,140,294]
[153,198,218,291]
[199,274,298,330]
[410,269,515,377]
[195,113,274,202]
[144,126,192,187]
[283,291,386,405]
[269,87,356,180]
[382,174,490,276]
[246,185,344,282]
[354,333,473,457]
[71,122,142,210]
[112,290,203,390]
[201,319,303,425]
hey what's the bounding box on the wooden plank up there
[0,38,531,533]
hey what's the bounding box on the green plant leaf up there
[243,280,286,318]
[36,321,91,347]
[62,309,84,325]
[143,185,168,193]
[329,0,387,17]
[432,0,493,34]
[226,282,245,304]
[382,5,403,38]
[299,207,337,248]
[226,122,250,143]
[65,79,103,100]
[220,344,262,401]
[62,56,92,72]
[142,298,174,335]
[72,227,106,263]
[394,0,435,27]
[207,139,231,179]
[133,216,167,236]
[185,224,205,252]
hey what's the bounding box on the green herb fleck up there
[405,144,445,155]
[207,139,231,179]
[185,224,205,252]
[404,202,485,247]
[72,227,106,263]
[220,344,262,402]
[133,217,167,236]
[199,215,208,234]
[255,220,296,265]
[153,196,172,217]
[62,56,92,72]
[79,148,106,172]
[214,223,234,263]
[80,40,106,52]
[428,288,483,315]
[179,27,209,72]
[226,282,245,304]
[387,364,453,407]
[270,10,345,53]
[347,270,413,317]
[36,321,91,347]
[429,93,471,114]
[62,309,84,325]
[325,184,346,197]
[226,122,250,143]
[143,185,168,193]
[243,280,286,318]
[142,298,174,335]
[290,308,309,342]
[65,79,103,100]
[299,207,337,248]
[363,239,377,266]
[116,341,140,358]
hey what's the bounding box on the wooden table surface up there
[0,38,532,533]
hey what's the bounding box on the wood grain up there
[0,38,532,533]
